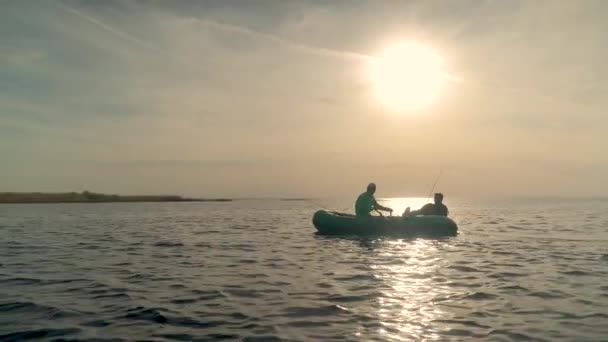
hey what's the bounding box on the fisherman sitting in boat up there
[355,182,393,217]
[403,193,449,217]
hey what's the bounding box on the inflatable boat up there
[312,210,458,237]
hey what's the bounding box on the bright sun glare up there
[369,41,447,112]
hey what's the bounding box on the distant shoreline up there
[0,191,232,204]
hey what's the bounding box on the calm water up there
[1,198,608,341]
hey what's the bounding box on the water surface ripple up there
[1,199,608,341]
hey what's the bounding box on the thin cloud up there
[60,4,158,51]
[190,17,372,61]
[61,2,371,61]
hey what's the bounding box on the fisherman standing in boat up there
[403,193,448,217]
[355,183,393,217]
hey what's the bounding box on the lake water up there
[1,198,608,341]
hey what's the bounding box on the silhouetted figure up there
[403,193,449,217]
[355,183,393,217]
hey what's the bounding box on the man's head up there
[366,182,377,194]
[434,193,444,204]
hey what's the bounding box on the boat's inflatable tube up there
[313,210,458,237]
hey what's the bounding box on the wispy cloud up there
[190,17,372,61]
[60,3,157,51]
[61,2,371,61]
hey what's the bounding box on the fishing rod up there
[427,169,443,201]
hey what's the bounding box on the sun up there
[368,41,447,112]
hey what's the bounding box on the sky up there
[1,0,607,198]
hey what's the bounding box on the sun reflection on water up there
[369,238,449,340]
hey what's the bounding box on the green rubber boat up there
[312,210,458,237]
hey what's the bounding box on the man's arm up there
[373,199,393,213]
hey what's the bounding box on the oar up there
[375,209,393,228]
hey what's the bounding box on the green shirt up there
[355,192,377,217]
